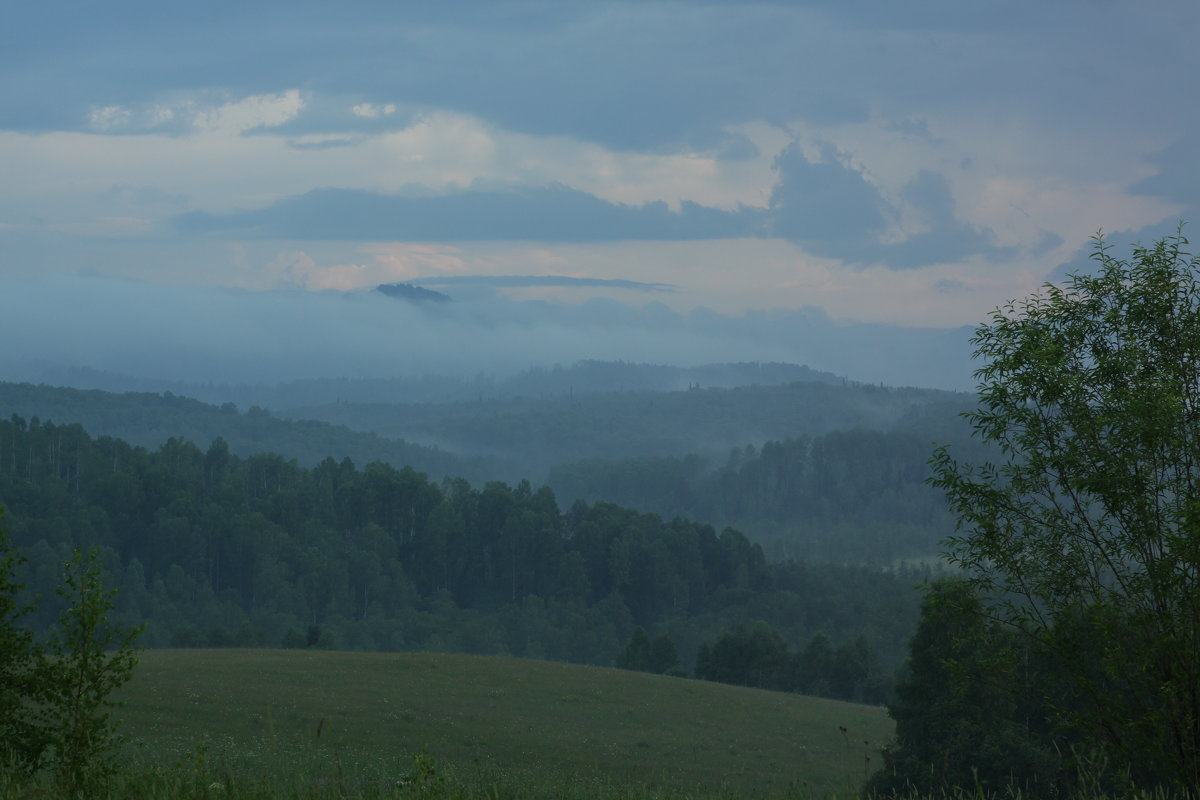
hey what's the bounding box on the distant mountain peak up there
[374,283,452,305]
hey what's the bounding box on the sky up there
[2,1,1198,390]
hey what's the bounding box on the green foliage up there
[0,370,969,494]
[289,375,964,482]
[0,416,923,675]
[548,426,972,563]
[41,547,143,792]
[615,626,654,671]
[0,382,493,484]
[696,623,888,703]
[930,230,1200,791]
[649,633,680,676]
[868,579,1061,797]
[615,627,680,675]
[0,512,47,773]
[0,517,142,793]
[696,621,792,691]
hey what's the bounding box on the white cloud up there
[262,243,471,292]
[265,250,322,287]
[87,105,133,131]
[776,112,1183,265]
[314,238,1049,328]
[3,101,786,224]
[351,102,398,119]
[2,77,1192,331]
[193,90,304,133]
[84,90,304,136]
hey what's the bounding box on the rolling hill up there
[115,649,892,798]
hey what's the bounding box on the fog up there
[2,274,974,394]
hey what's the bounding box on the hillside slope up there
[0,381,493,482]
[116,649,892,797]
[287,381,971,481]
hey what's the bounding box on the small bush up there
[0,521,142,795]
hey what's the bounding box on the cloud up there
[1046,218,1195,283]
[5,0,1197,326]
[412,275,675,292]
[767,145,1011,268]
[711,132,760,162]
[882,170,1014,268]
[174,184,766,242]
[881,118,943,144]
[351,103,398,119]
[87,106,134,132]
[1130,132,1200,209]
[83,91,304,136]
[768,142,888,246]
[933,278,967,294]
[164,148,1015,267]
[286,136,360,150]
[0,274,975,390]
[10,1,1196,151]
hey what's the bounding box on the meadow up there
[69,648,893,798]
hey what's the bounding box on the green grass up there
[101,648,891,798]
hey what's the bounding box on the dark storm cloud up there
[1080,129,1200,281]
[767,143,888,245]
[173,161,1011,267]
[174,185,766,242]
[13,0,1194,274]
[12,1,1193,152]
[767,147,1011,268]
[2,2,847,148]
[1131,133,1200,209]
[883,171,1014,268]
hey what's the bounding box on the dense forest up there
[0,382,496,483]
[0,375,978,564]
[286,379,972,481]
[548,427,983,562]
[0,371,974,489]
[27,360,847,410]
[0,412,926,705]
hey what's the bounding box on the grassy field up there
[105,648,893,798]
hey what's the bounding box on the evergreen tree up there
[615,627,653,672]
[649,634,680,675]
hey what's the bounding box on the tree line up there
[286,378,970,482]
[548,426,987,563]
[0,413,924,694]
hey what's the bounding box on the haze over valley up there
[0,273,976,392]
[3,1,1198,796]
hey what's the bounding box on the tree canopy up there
[0,412,923,688]
[930,229,1200,790]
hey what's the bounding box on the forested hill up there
[0,413,924,702]
[0,381,494,483]
[548,428,972,564]
[286,381,973,481]
[0,378,976,564]
[21,360,845,410]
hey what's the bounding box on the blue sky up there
[2,0,1197,338]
